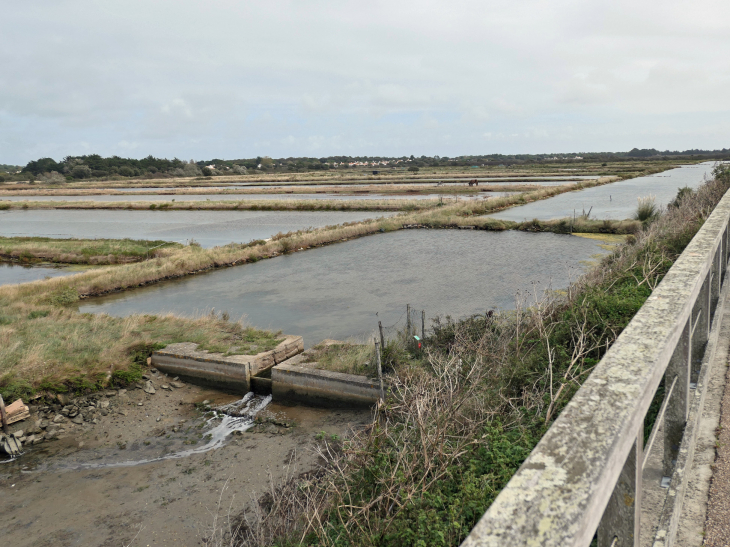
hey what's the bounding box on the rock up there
[150,368,157,373]
[72,414,84,425]
[99,400,110,409]
[161,384,171,390]
[52,414,66,424]
[32,435,43,445]
[56,393,71,405]
[105,390,117,397]
[100,409,109,416]
[173,376,179,381]
[137,402,143,406]
[118,409,128,416]
[12,430,24,439]
[45,428,58,440]
[156,416,161,422]
[143,381,156,395]
[142,374,150,380]
[202,400,210,405]
[170,381,185,389]
[23,435,35,445]
[1,435,22,455]
[27,421,42,435]
[39,420,49,430]
[117,389,127,396]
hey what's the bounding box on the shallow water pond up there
[0,262,86,286]
[488,162,721,221]
[0,209,396,248]
[80,229,613,347]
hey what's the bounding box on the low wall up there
[151,335,303,393]
[272,363,382,407]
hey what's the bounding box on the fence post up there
[597,430,643,547]
[375,339,384,401]
[664,319,691,477]
[406,304,411,337]
[378,321,385,351]
[421,310,425,340]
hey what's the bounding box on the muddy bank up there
[0,376,370,547]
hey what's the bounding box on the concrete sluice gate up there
[152,337,383,408]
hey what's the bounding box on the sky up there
[2,0,730,164]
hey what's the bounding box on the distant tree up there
[260,156,274,169]
[118,166,134,177]
[201,167,213,176]
[71,165,92,179]
[408,166,419,172]
[39,171,66,184]
[231,165,247,175]
[23,157,61,175]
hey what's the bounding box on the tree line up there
[3,148,729,183]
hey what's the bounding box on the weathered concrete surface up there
[272,363,382,407]
[640,310,729,546]
[151,335,303,392]
[702,327,730,545]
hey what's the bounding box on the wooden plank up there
[5,399,30,425]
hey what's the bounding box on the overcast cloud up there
[1,0,729,163]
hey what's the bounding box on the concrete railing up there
[461,190,730,547]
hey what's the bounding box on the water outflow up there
[24,393,271,471]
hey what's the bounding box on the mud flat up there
[0,375,369,547]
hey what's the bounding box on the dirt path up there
[0,380,369,547]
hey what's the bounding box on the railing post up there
[663,319,691,477]
[598,430,643,547]
[690,275,710,384]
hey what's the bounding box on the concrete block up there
[272,363,382,408]
[151,335,303,393]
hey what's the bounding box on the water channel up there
[488,162,720,221]
[79,230,613,347]
[0,209,397,248]
[0,191,515,202]
[0,262,84,286]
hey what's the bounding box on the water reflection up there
[0,262,83,286]
[488,162,720,221]
[80,230,613,347]
[0,209,396,248]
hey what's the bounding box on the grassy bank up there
[0,236,182,265]
[0,172,661,398]
[225,166,730,547]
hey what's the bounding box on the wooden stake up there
[406,304,411,337]
[375,339,384,401]
[421,310,426,340]
[378,320,385,351]
[0,394,8,435]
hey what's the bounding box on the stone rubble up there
[0,377,186,455]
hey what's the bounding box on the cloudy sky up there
[2,0,729,164]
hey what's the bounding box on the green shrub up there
[48,287,79,306]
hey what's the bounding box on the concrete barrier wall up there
[272,363,382,407]
[152,335,303,393]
